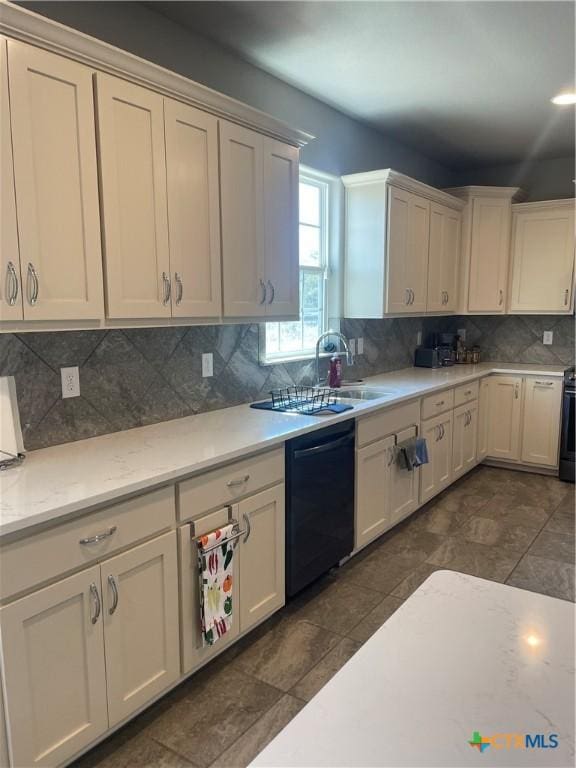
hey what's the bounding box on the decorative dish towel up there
[396,437,429,471]
[197,522,236,647]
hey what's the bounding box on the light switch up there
[61,367,80,398]
[202,353,214,377]
[543,331,553,345]
[348,338,356,355]
[357,337,364,355]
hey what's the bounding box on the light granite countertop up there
[0,363,566,538]
[252,570,575,768]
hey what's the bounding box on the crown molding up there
[341,168,465,210]
[512,198,575,212]
[0,0,313,148]
[444,185,526,202]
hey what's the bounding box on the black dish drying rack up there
[269,386,339,414]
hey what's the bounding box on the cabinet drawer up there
[0,486,175,601]
[454,380,479,407]
[357,401,420,448]
[178,448,284,522]
[421,388,454,420]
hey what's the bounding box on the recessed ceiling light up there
[551,92,576,105]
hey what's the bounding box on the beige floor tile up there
[555,489,575,515]
[378,522,446,557]
[457,515,539,554]
[408,501,474,536]
[346,596,404,644]
[507,555,575,602]
[338,547,429,594]
[390,563,445,600]
[426,537,519,582]
[476,495,550,529]
[233,617,341,692]
[73,731,198,768]
[528,530,575,564]
[290,637,362,701]
[209,695,304,768]
[147,667,282,767]
[290,577,382,634]
[544,509,575,536]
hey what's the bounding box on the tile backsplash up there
[1,314,573,451]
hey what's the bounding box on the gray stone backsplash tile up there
[1,314,573,451]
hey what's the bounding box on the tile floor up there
[74,466,575,768]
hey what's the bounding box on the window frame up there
[260,166,341,365]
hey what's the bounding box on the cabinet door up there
[164,99,221,318]
[8,41,104,321]
[238,485,285,632]
[406,194,430,313]
[0,38,23,321]
[487,376,522,461]
[521,378,562,467]
[453,402,478,480]
[220,121,265,317]
[386,186,412,313]
[510,206,575,313]
[355,435,394,549]
[101,531,179,727]
[420,412,453,504]
[389,426,420,526]
[263,138,299,317]
[178,515,240,675]
[467,197,511,312]
[427,203,460,313]
[0,566,107,768]
[96,73,171,319]
[477,377,490,462]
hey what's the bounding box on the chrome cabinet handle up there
[410,289,415,305]
[162,272,171,305]
[6,262,18,306]
[242,512,251,543]
[444,290,449,305]
[79,526,117,546]
[259,279,267,305]
[498,289,504,306]
[27,263,39,305]
[174,272,183,305]
[514,384,519,399]
[440,423,445,439]
[535,380,554,386]
[90,583,101,625]
[108,575,119,615]
[436,400,445,407]
[564,288,570,306]
[405,289,411,305]
[267,280,275,304]
[227,474,250,488]
[387,447,396,467]
[435,425,441,442]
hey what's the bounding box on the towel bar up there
[190,517,246,553]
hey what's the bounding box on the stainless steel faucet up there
[315,331,355,387]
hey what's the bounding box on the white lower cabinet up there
[0,531,179,767]
[420,412,453,504]
[521,378,562,467]
[101,532,179,727]
[477,378,490,462]
[389,426,420,525]
[452,401,478,480]
[486,375,523,462]
[0,566,108,768]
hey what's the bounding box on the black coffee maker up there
[414,332,458,368]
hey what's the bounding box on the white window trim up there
[260,165,343,365]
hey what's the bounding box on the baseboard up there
[481,459,558,477]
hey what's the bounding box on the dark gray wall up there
[20,1,452,185]
[452,156,575,201]
[2,315,573,451]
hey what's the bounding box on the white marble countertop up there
[0,363,566,538]
[252,571,575,768]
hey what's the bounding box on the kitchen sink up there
[333,387,395,401]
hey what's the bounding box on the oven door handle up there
[293,434,354,459]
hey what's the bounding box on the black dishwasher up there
[285,420,355,597]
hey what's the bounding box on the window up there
[264,169,332,362]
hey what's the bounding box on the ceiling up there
[148,1,575,169]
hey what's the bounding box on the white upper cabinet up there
[263,138,299,317]
[509,200,575,314]
[343,170,463,318]
[7,40,104,321]
[0,37,22,321]
[427,203,460,313]
[220,123,299,318]
[220,122,266,317]
[96,73,171,319]
[164,99,222,318]
[446,186,522,314]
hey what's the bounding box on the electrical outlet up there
[202,352,214,377]
[61,367,80,399]
[416,331,422,346]
[357,337,364,355]
[348,338,356,355]
[543,331,554,345]
[458,328,466,341]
